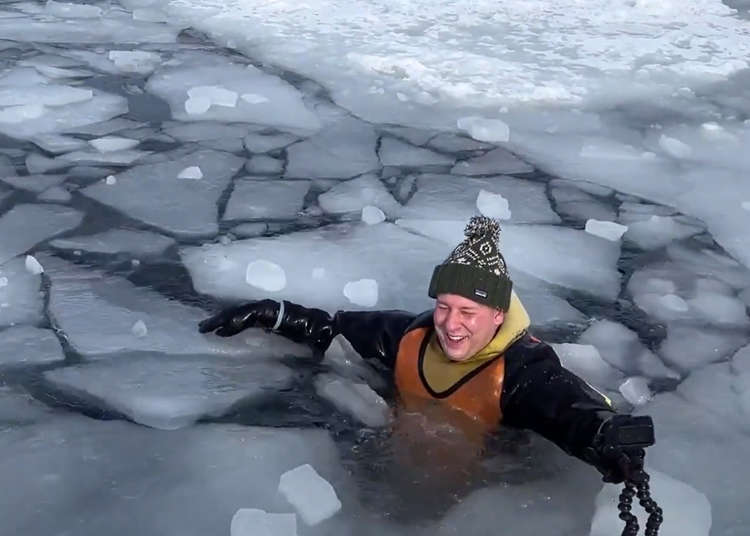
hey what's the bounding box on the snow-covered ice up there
[476,190,511,220]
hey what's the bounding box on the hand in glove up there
[585,414,655,484]
[199,299,337,354]
[198,299,281,337]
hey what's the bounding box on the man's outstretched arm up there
[198,298,417,369]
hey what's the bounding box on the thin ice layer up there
[146,53,321,132]
[181,223,446,313]
[451,147,534,176]
[0,326,65,367]
[41,254,310,358]
[223,180,310,221]
[0,385,55,425]
[378,137,455,167]
[1,174,67,193]
[43,353,293,430]
[400,174,560,224]
[50,229,176,257]
[317,174,402,218]
[0,204,83,265]
[314,373,390,427]
[0,257,44,328]
[81,149,244,236]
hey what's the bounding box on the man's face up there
[433,293,505,362]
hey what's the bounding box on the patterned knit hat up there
[428,216,512,310]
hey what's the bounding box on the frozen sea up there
[1,0,749,535]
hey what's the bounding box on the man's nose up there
[443,310,461,331]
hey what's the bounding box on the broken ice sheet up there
[43,353,294,430]
[0,204,83,265]
[224,180,310,221]
[49,229,176,258]
[314,373,390,427]
[0,326,65,367]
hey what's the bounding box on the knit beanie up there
[428,216,513,310]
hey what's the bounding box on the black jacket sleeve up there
[332,310,421,370]
[500,335,615,462]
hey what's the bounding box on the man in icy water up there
[199,216,654,485]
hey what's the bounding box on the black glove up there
[199,299,337,354]
[584,414,655,484]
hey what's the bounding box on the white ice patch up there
[314,374,390,427]
[659,134,693,159]
[742,201,750,211]
[278,464,342,526]
[81,149,244,236]
[50,229,176,258]
[343,278,378,307]
[24,255,43,275]
[624,215,703,250]
[107,50,161,74]
[578,319,678,380]
[29,133,88,154]
[0,204,83,265]
[131,319,148,338]
[41,254,287,358]
[457,116,510,143]
[618,377,652,406]
[590,469,711,536]
[361,205,386,225]
[428,133,493,152]
[0,257,43,328]
[551,343,624,392]
[658,325,748,372]
[245,260,287,292]
[244,132,298,154]
[476,189,511,220]
[0,85,92,108]
[58,149,149,166]
[0,104,45,124]
[240,93,270,104]
[146,54,320,132]
[452,147,533,175]
[378,137,455,167]
[550,180,616,222]
[89,136,139,153]
[181,223,442,312]
[43,0,102,18]
[177,165,203,179]
[285,117,378,179]
[401,173,559,224]
[224,180,310,221]
[105,175,117,185]
[230,509,297,536]
[317,174,401,218]
[43,353,293,430]
[0,326,64,367]
[584,219,628,241]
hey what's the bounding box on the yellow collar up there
[422,292,531,394]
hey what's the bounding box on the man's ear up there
[493,309,505,326]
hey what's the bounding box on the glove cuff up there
[271,300,286,331]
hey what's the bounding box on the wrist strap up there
[271,300,285,331]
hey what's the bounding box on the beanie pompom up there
[464,216,500,243]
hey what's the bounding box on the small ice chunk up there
[343,279,378,307]
[240,93,269,104]
[551,343,624,391]
[314,374,390,427]
[361,205,386,225]
[585,219,628,241]
[25,255,44,275]
[660,294,689,312]
[246,260,286,292]
[619,377,652,406]
[476,189,511,220]
[177,166,202,180]
[230,509,297,536]
[0,277,7,288]
[185,97,211,115]
[132,319,148,338]
[659,134,692,159]
[89,136,139,153]
[457,116,510,143]
[317,174,400,217]
[741,201,750,211]
[107,50,161,74]
[105,175,117,185]
[312,267,326,279]
[278,464,342,526]
[188,86,238,108]
[44,0,102,18]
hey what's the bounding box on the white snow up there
[131,319,148,338]
[105,175,117,185]
[107,50,161,74]
[476,190,511,220]
[224,180,310,221]
[318,174,401,218]
[0,326,65,367]
[278,464,342,526]
[584,219,628,241]
[457,117,510,143]
[343,278,378,307]
[0,257,44,328]
[177,165,203,179]
[361,205,386,225]
[43,353,293,430]
[49,229,176,257]
[230,509,297,536]
[24,255,44,275]
[246,260,287,292]
[314,374,390,427]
